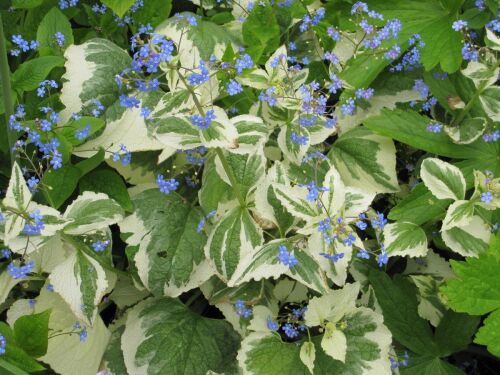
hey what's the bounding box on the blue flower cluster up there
[8,261,35,280]
[23,210,45,236]
[157,175,179,195]
[130,32,174,73]
[10,34,38,56]
[277,245,298,268]
[190,109,216,130]
[234,300,253,318]
[112,144,132,166]
[92,240,111,252]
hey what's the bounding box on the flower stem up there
[177,69,246,207]
[0,13,16,168]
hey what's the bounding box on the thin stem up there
[177,69,247,207]
[0,12,16,167]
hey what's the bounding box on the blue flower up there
[23,210,45,236]
[290,132,308,146]
[79,327,88,342]
[0,335,5,355]
[277,245,298,268]
[341,98,356,115]
[226,79,243,96]
[481,191,493,204]
[234,300,253,318]
[75,124,91,141]
[8,261,35,280]
[1,248,11,259]
[318,218,331,233]
[258,87,278,106]
[320,252,344,262]
[120,95,140,109]
[355,88,375,100]
[356,249,370,259]
[235,54,254,75]
[54,31,65,47]
[27,176,40,193]
[371,212,387,230]
[187,60,210,85]
[377,250,389,267]
[355,221,367,230]
[282,323,299,338]
[157,175,179,195]
[452,20,468,31]
[92,240,110,252]
[426,122,442,133]
[483,131,500,142]
[267,316,279,331]
[190,109,216,130]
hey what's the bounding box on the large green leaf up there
[441,235,500,356]
[119,189,211,296]
[239,307,392,374]
[41,164,82,209]
[242,3,280,62]
[100,0,136,17]
[13,310,50,358]
[36,7,74,51]
[206,207,263,282]
[420,158,466,201]
[328,127,399,193]
[59,38,131,123]
[122,298,240,375]
[132,0,172,30]
[11,56,65,92]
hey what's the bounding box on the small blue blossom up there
[197,210,217,233]
[1,248,11,259]
[54,31,65,47]
[277,245,298,268]
[23,210,45,236]
[267,316,279,331]
[258,87,278,106]
[92,240,110,252]
[187,60,210,85]
[140,107,152,119]
[481,191,493,204]
[226,79,243,96]
[120,94,140,109]
[75,124,91,141]
[282,323,299,338]
[355,88,375,100]
[0,335,5,355]
[27,176,40,193]
[8,261,35,280]
[452,20,468,31]
[483,131,500,142]
[327,27,341,41]
[355,221,367,230]
[318,218,331,233]
[290,132,308,146]
[377,250,389,267]
[234,300,253,318]
[79,327,88,342]
[341,98,356,116]
[235,54,254,75]
[413,79,429,98]
[37,80,58,97]
[190,109,216,130]
[356,249,370,259]
[427,122,442,133]
[462,43,478,61]
[320,252,345,262]
[371,212,387,230]
[157,175,179,195]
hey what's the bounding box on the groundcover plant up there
[0,0,499,374]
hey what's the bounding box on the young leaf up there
[13,310,50,358]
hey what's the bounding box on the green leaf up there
[13,310,50,358]
[59,117,105,145]
[11,56,64,92]
[400,356,465,375]
[132,0,172,30]
[75,148,105,176]
[388,184,452,226]
[442,200,475,230]
[0,323,45,374]
[240,307,392,374]
[59,38,131,122]
[383,221,428,257]
[230,239,329,294]
[119,189,210,296]
[434,309,480,357]
[36,7,74,51]
[62,191,124,235]
[480,86,500,121]
[474,309,500,357]
[242,4,280,62]
[122,298,240,375]
[79,169,133,212]
[364,108,498,161]
[41,165,82,209]
[420,158,466,201]
[328,127,399,193]
[49,248,108,325]
[441,215,491,257]
[100,0,136,18]
[206,207,263,282]
[441,236,500,356]
[11,0,43,9]
[102,322,128,375]
[368,270,437,356]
